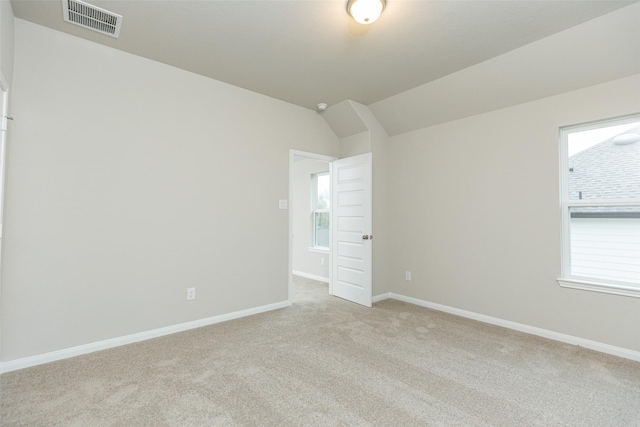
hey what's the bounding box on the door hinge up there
[1,116,12,131]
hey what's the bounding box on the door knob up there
[362,235,369,240]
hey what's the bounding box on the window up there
[558,114,640,297]
[311,172,330,250]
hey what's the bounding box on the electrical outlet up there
[187,287,196,300]
[321,258,325,266]
[405,271,412,281]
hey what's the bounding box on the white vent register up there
[62,0,122,38]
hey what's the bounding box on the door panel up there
[331,153,372,307]
[337,190,364,207]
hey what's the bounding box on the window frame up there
[557,113,640,298]
[310,172,330,251]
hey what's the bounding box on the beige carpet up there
[1,276,639,426]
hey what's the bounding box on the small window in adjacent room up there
[311,172,330,250]
[558,114,640,297]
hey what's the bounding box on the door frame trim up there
[0,72,9,237]
[288,150,337,305]
[0,72,8,362]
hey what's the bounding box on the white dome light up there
[347,0,386,25]
[613,133,640,146]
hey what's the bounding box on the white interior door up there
[331,152,372,307]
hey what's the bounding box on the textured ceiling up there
[10,0,637,111]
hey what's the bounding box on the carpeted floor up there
[1,276,639,426]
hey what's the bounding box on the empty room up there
[0,0,639,425]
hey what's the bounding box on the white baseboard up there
[0,300,290,374]
[372,292,390,303]
[4,292,637,373]
[385,292,640,363]
[292,270,329,283]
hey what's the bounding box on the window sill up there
[557,278,640,298]
[308,247,329,254]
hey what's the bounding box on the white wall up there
[292,158,330,280]
[388,74,640,352]
[1,19,339,362]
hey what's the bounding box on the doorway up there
[288,150,373,307]
[288,150,336,304]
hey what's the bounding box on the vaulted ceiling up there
[10,0,640,135]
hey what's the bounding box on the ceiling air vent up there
[62,0,122,38]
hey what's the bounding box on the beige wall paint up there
[0,0,14,85]
[338,131,370,159]
[3,11,638,365]
[1,20,338,361]
[292,158,330,280]
[389,74,640,352]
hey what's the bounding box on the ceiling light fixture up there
[347,0,386,25]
